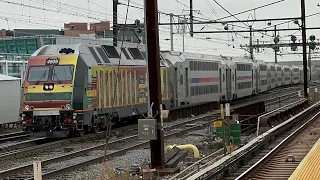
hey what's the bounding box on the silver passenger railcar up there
[257,60,268,93]
[267,63,277,90]
[232,57,254,99]
[282,65,292,85]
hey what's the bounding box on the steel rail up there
[186,100,320,180]
[235,109,320,180]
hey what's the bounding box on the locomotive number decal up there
[46,58,60,65]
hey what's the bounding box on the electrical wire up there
[103,0,131,161]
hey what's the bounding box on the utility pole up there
[113,0,118,47]
[183,15,186,52]
[249,25,253,60]
[144,0,165,169]
[190,0,193,37]
[170,13,174,51]
[274,25,278,64]
[301,0,308,97]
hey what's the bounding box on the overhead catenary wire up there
[103,0,132,161]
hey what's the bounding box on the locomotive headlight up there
[49,85,53,90]
[44,85,49,90]
[24,105,29,110]
[66,104,71,109]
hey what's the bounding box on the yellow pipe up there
[167,144,200,158]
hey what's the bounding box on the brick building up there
[64,21,110,37]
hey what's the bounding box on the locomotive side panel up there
[89,66,170,118]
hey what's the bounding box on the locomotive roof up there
[31,44,169,67]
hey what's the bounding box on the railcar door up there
[174,68,178,106]
[185,68,189,97]
[255,68,259,93]
[226,68,232,101]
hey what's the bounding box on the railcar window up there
[271,66,275,71]
[260,79,268,86]
[198,62,201,71]
[27,66,50,82]
[102,45,120,59]
[88,47,103,64]
[191,86,194,96]
[190,61,194,71]
[260,66,267,71]
[25,92,72,101]
[237,82,252,90]
[52,65,74,81]
[180,74,183,85]
[237,64,251,71]
[194,61,198,71]
[195,86,199,96]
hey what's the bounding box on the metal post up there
[274,25,278,64]
[144,0,165,169]
[220,104,226,155]
[308,47,312,81]
[249,25,253,60]
[190,0,193,37]
[301,0,308,98]
[170,13,174,51]
[183,15,185,52]
[113,0,118,47]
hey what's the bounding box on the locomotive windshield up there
[52,65,74,82]
[27,66,50,82]
[27,65,74,82]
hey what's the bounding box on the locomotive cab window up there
[27,66,50,82]
[52,65,74,82]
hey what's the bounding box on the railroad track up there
[233,109,320,180]
[0,112,218,179]
[0,85,314,179]
[0,132,29,143]
[183,100,320,180]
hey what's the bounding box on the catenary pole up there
[301,0,308,97]
[144,0,165,169]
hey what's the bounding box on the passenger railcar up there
[257,61,268,93]
[233,58,254,98]
[292,66,301,84]
[275,64,282,87]
[267,63,277,90]
[282,65,292,85]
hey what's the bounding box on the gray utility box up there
[138,119,157,140]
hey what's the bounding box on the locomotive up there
[19,44,308,138]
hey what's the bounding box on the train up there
[19,44,309,138]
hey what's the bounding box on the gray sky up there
[0,0,320,60]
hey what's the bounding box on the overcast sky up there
[0,0,320,61]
